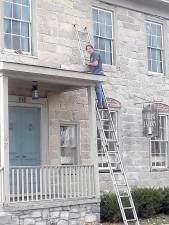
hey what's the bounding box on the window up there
[146,21,164,74]
[3,0,31,53]
[150,115,169,169]
[92,7,113,65]
[60,124,78,165]
[97,110,118,171]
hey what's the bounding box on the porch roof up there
[0,62,105,89]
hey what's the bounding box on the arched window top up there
[107,98,121,109]
[156,103,169,113]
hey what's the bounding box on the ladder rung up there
[123,207,134,210]
[127,218,137,222]
[116,183,127,186]
[120,195,130,198]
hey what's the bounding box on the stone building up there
[0,0,169,224]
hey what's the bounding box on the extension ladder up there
[74,24,140,225]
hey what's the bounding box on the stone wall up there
[0,200,100,225]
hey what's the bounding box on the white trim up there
[8,96,48,165]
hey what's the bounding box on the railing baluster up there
[52,167,55,199]
[26,168,29,201]
[35,168,38,201]
[65,167,68,199]
[44,167,47,200]
[16,169,20,202]
[48,167,51,199]
[40,167,43,200]
[73,166,76,198]
[12,169,15,202]
[61,167,64,198]
[31,168,34,201]
[69,167,72,198]
[57,167,60,198]
[21,169,24,201]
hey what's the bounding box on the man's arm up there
[86,60,98,66]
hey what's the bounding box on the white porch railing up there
[0,167,4,203]
[9,165,95,203]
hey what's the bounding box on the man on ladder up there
[85,44,107,109]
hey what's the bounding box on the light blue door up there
[9,106,41,167]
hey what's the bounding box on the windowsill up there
[147,71,164,76]
[1,48,38,59]
[103,64,117,72]
[151,167,169,172]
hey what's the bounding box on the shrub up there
[100,187,169,223]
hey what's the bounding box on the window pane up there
[99,38,105,50]
[21,22,29,37]
[12,20,20,35]
[93,22,99,36]
[92,8,98,22]
[94,37,99,49]
[106,12,112,25]
[151,48,156,60]
[100,51,106,64]
[152,36,157,48]
[148,60,152,71]
[105,39,111,52]
[146,23,151,34]
[4,19,11,33]
[60,126,76,146]
[100,24,106,37]
[147,35,151,46]
[156,50,162,61]
[22,0,30,6]
[157,25,162,36]
[106,25,112,39]
[14,0,22,3]
[152,60,157,72]
[12,35,21,49]
[13,4,21,19]
[157,37,162,49]
[157,61,163,73]
[151,24,157,35]
[99,10,105,24]
[21,37,29,52]
[105,53,112,65]
[3,2,12,17]
[22,6,30,21]
[4,34,12,49]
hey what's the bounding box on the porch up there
[0,61,104,205]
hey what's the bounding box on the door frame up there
[9,96,48,165]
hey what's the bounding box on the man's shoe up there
[97,104,103,109]
[103,104,108,109]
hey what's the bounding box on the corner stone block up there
[85,215,96,223]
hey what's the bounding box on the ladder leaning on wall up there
[74,24,140,225]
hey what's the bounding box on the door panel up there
[9,106,41,167]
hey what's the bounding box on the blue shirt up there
[89,52,104,75]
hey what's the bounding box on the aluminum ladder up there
[74,24,91,65]
[74,24,140,225]
[96,93,140,225]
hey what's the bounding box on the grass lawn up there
[101,214,169,225]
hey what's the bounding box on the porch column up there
[0,75,10,203]
[87,86,100,198]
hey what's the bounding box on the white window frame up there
[98,109,119,172]
[146,20,164,75]
[3,0,32,54]
[92,6,114,65]
[150,114,169,170]
[60,123,79,165]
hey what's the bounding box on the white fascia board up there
[0,62,105,87]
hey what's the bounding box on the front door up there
[9,106,41,167]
